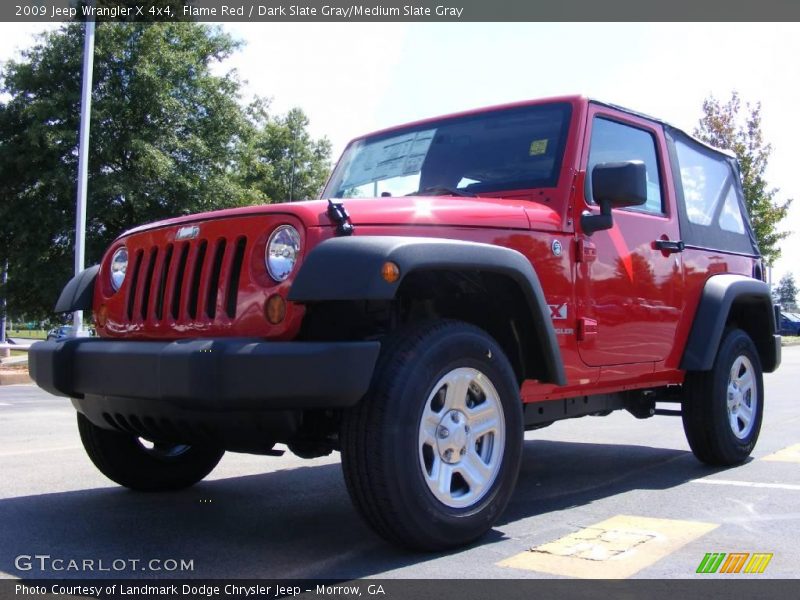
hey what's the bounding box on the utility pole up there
[0,261,8,358]
[0,260,7,343]
[72,11,95,335]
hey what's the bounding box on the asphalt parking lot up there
[1,347,798,580]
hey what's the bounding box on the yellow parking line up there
[498,515,718,579]
[762,444,800,463]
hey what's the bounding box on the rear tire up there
[77,413,224,491]
[341,320,523,551]
[682,328,763,466]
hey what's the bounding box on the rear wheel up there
[341,320,523,551]
[682,328,764,465]
[77,413,224,491]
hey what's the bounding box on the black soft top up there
[590,99,760,257]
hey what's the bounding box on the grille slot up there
[170,243,190,320]
[206,238,227,319]
[128,415,145,433]
[103,413,210,444]
[140,247,158,319]
[112,413,138,435]
[226,236,247,318]
[187,240,208,320]
[154,244,173,321]
[126,250,144,320]
[142,416,165,439]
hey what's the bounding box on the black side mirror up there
[581,161,648,235]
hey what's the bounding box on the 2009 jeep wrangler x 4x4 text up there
[30,96,781,550]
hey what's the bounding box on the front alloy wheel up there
[419,367,506,509]
[341,320,523,551]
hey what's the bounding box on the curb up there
[0,371,32,385]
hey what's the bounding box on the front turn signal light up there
[265,295,286,324]
[381,261,401,284]
[96,304,108,328]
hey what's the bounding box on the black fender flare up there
[288,236,566,386]
[54,265,99,313]
[681,274,780,373]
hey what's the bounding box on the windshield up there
[323,102,572,199]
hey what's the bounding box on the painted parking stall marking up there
[691,478,800,491]
[498,515,718,579]
[762,443,800,463]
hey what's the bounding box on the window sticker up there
[341,129,436,189]
[529,139,548,156]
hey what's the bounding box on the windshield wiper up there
[407,186,475,198]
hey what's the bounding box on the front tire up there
[77,413,224,491]
[341,320,523,551]
[682,328,764,466]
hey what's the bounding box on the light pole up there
[72,12,95,335]
[0,260,7,345]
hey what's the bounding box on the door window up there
[587,117,663,214]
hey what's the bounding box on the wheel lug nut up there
[438,426,449,439]
[450,412,459,423]
[464,425,470,434]
[460,447,466,456]
[444,449,453,460]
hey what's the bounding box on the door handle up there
[654,239,685,253]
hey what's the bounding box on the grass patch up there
[6,329,47,339]
[781,336,800,347]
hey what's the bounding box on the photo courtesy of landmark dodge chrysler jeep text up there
[29,96,781,551]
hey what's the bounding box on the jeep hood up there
[121,196,561,238]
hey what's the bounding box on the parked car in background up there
[46,326,75,341]
[45,326,95,341]
[779,312,800,336]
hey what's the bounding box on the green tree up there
[0,23,330,319]
[241,102,332,202]
[694,92,792,265]
[773,273,798,309]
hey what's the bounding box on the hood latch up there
[327,199,354,236]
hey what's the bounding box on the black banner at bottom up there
[2,579,799,600]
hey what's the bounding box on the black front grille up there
[124,235,247,324]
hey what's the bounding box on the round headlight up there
[266,225,301,282]
[110,246,128,292]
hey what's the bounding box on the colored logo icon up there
[696,552,773,574]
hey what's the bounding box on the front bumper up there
[29,337,381,410]
[29,337,381,451]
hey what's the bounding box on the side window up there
[718,186,746,234]
[587,117,663,214]
[674,139,745,230]
[671,134,756,254]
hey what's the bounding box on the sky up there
[1,21,799,284]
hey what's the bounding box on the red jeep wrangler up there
[30,96,781,551]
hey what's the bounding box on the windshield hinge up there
[327,199,354,236]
